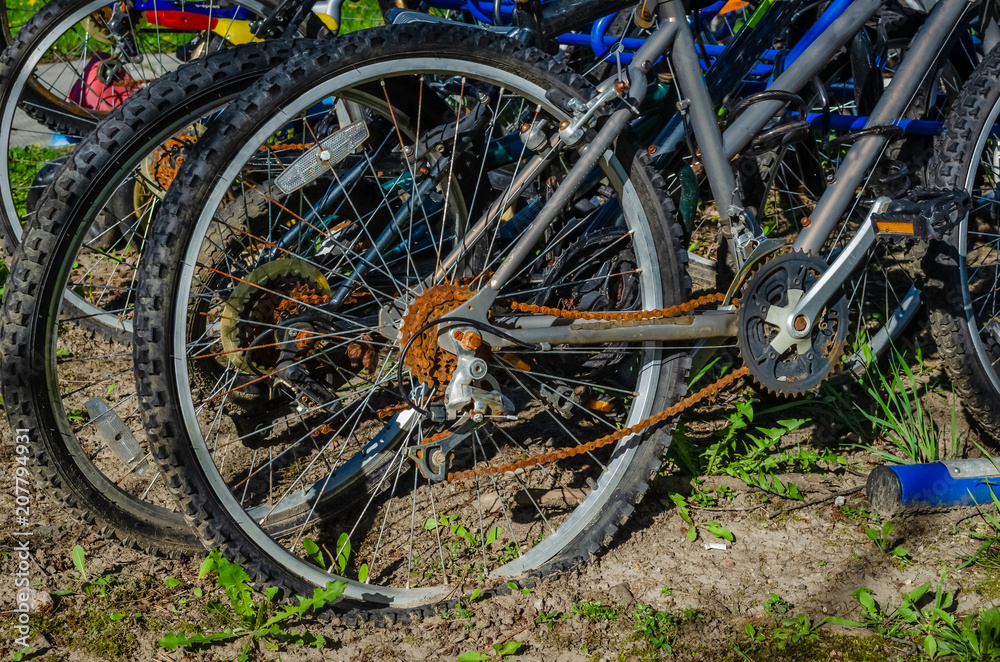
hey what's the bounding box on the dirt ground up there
[2,354,999,662]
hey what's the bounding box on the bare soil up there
[2,356,999,662]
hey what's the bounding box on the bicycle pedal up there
[870,188,970,241]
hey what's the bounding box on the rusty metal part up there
[346,333,379,374]
[510,292,724,321]
[423,430,452,444]
[446,366,749,481]
[376,403,408,419]
[219,260,331,374]
[399,283,475,391]
[275,282,332,319]
[409,290,737,478]
[453,329,482,351]
[147,129,201,190]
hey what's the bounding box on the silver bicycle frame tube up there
[441,0,971,347]
[792,0,971,253]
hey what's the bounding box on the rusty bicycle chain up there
[447,365,748,481]
[509,291,725,320]
[440,291,739,481]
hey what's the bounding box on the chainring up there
[736,251,848,395]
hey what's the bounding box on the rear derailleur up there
[407,328,515,481]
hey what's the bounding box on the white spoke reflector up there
[275,121,370,194]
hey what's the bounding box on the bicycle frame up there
[433,0,971,351]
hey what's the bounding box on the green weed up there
[158,549,345,662]
[71,545,113,596]
[962,489,1000,569]
[745,613,826,650]
[854,346,962,464]
[763,592,793,619]
[852,571,1000,660]
[632,604,700,653]
[703,399,844,500]
[536,609,567,629]
[864,521,910,563]
[840,504,877,522]
[572,601,619,620]
[456,641,523,661]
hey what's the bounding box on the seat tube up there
[663,0,742,223]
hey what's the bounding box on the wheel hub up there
[219,258,332,374]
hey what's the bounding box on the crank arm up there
[482,310,737,348]
[781,197,889,345]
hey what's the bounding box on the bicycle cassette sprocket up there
[736,251,848,395]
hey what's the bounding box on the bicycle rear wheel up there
[134,24,691,606]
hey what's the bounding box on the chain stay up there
[436,291,739,481]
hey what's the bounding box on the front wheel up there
[134,24,691,608]
[928,44,1000,443]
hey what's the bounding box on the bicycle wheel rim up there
[156,47,680,605]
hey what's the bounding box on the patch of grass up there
[854,346,963,464]
[974,576,1000,600]
[702,399,844,500]
[8,145,71,218]
[728,631,919,662]
[70,607,140,661]
[159,549,345,661]
[572,601,619,621]
[22,557,169,662]
[339,1,386,34]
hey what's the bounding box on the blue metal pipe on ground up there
[867,459,1000,515]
